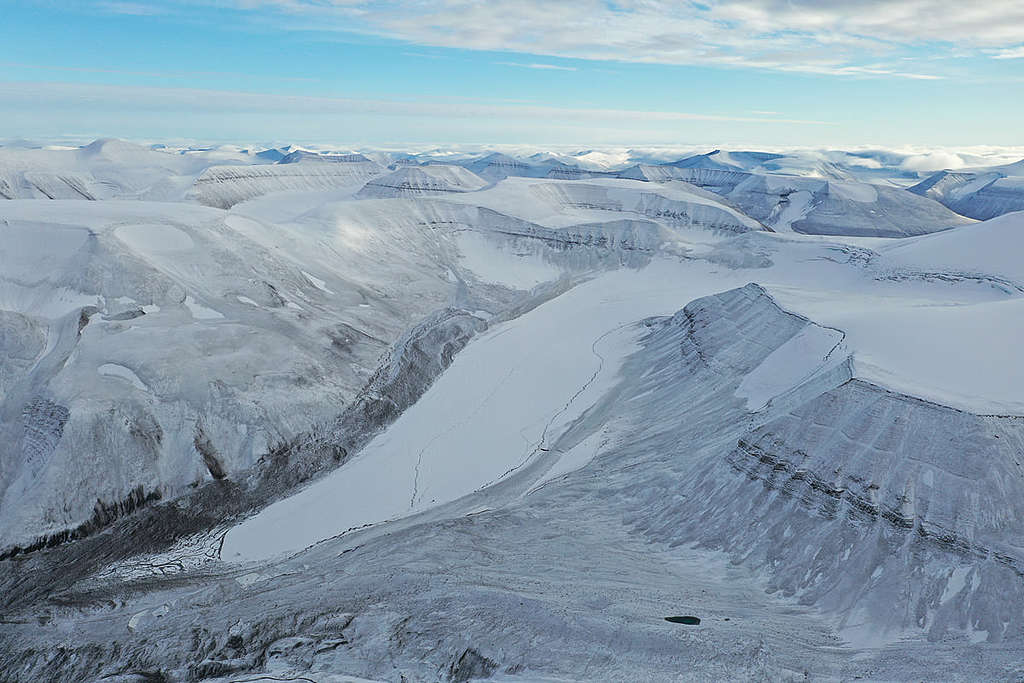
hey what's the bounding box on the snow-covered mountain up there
[619,164,973,236]
[459,152,565,181]
[909,164,1024,220]
[190,160,387,208]
[3,140,1024,681]
[0,139,238,201]
[355,165,489,198]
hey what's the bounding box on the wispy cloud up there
[497,62,577,72]
[992,46,1024,59]
[0,61,319,83]
[191,0,1024,80]
[400,52,451,60]
[801,65,944,80]
[95,1,165,15]
[0,81,832,126]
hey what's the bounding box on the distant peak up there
[278,150,373,164]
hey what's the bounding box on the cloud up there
[992,46,1024,59]
[95,1,165,15]
[900,151,966,172]
[199,0,1024,79]
[0,80,831,125]
[0,61,318,83]
[816,66,944,80]
[497,62,577,72]
[847,157,883,169]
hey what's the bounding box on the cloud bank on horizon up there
[2,0,1022,146]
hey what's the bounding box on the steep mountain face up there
[739,175,973,236]
[721,382,1024,641]
[910,169,1024,220]
[619,149,920,183]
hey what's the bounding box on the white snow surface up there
[454,230,561,288]
[223,259,748,561]
[881,210,1024,283]
[768,283,1024,414]
[736,323,846,410]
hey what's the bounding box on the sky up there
[2,0,1023,148]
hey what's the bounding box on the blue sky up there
[2,0,1022,147]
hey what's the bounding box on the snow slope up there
[880,210,1024,284]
